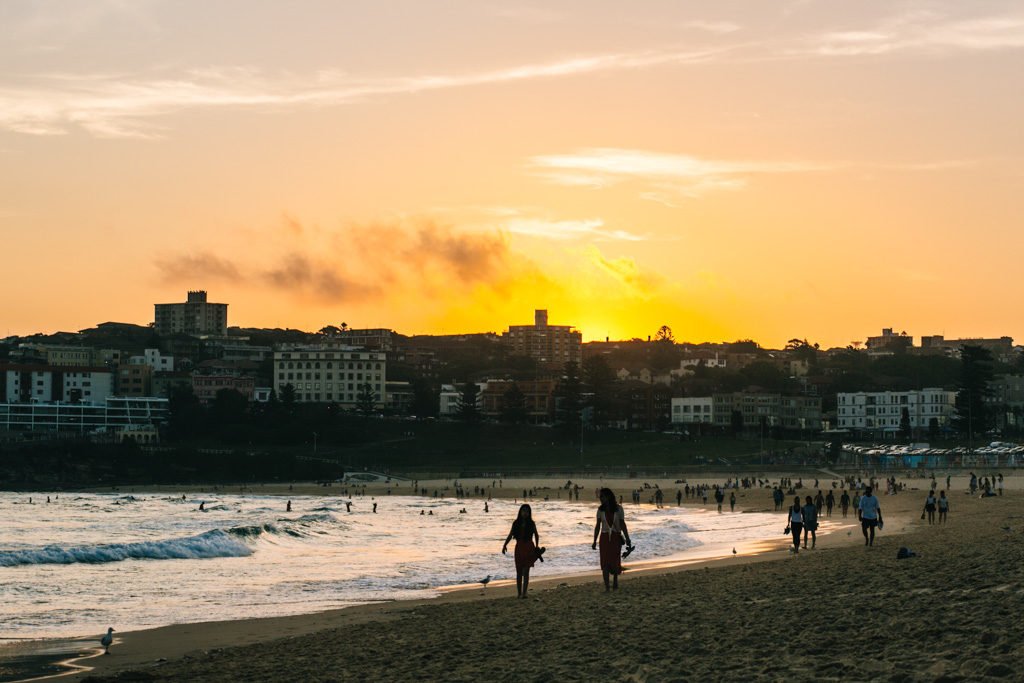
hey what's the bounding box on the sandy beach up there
[13,474,1024,683]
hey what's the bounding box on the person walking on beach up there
[729,491,736,512]
[801,495,818,549]
[592,488,631,591]
[923,491,937,525]
[676,489,682,506]
[839,490,850,517]
[858,486,883,547]
[786,496,804,554]
[814,491,825,515]
[825,490,835,517]
[938,490,949,523]
[502,504,541,599]
[714,487,724,513]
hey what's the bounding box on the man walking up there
[857,486,883,547]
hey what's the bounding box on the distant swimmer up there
[484,502,489,513]
[428,510,433,516]
[286,500,292,512]
[420,510,425,515]
[199,502,205,511]
[345,502,352,513]
[373,502,378,513]
[100,627,115,655]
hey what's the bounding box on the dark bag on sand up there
[896,547,916,559]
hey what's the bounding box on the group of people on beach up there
[785,485,888,552]
[501,488,631,598]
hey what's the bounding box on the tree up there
[456,381,480,422]
[410,379,439,418]
[355,382,377,416]
[280,383,297,411]
[500,383,528,424]
[556,361,583,437]
[730,409,744,435]
[727,339,760,353]
[211,388,248,425]
[952,345,996,441]
[167,385,205,440]
[899,407,912,441]
[582,355,616,426]
[928,417,940,442]
[319,325,341,336]
[656,325,674,343]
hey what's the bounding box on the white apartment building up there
[0,396,168,434]
[1,364,114,405]
[670,397,714,424]
[273,346,386,407]
[129,349,175,373]
[837,388,956,432]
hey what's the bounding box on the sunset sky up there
[1,1,1022,348]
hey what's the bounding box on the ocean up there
[0,491,783,640]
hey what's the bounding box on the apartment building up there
[502,309,582,371]
[154,290,228,336]
[836,389,956,432]
[273,346,386,407]
[0,364,114,404]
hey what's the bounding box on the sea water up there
[0,492,783,639]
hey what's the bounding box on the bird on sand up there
[732,548,737,556]
[100,627,115,654]
[480,575,491,593]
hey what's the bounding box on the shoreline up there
[5,475,1012,682]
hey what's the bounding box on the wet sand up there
[20,476,1024,682]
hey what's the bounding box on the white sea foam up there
[0,492,783,639]
[0,529,253,567]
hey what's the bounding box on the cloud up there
[586,246,663,298]
[531,147,827,201]
[683,20,742,34]
[806,12,1024,57]
[155,252,241,283]
[505,217,646,241]
[263,253,378,302]
[0,46,729,138]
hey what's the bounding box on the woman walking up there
[502,504,541,598]
[786,496,804,553]
[802,495,819,549]
[592,488,631,591]
[923,491,937,525]
[938,490,949,524]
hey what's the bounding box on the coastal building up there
[866,328,913,352]
[117,363,153,397]
[128,349,175,373]
[712,393,823,432]
[273,345,386,407]
[192,373,255,403]
[0,396,169,435]
[154,290,228,336]
[920,335,1015,361]
[0,364,114,404]
[502,309,582,371]
[478,379,557,424]
[333,328,397,351]
[13,344,121,368]
[836,389,956,433]
[671,397,714,424]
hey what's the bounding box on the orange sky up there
[1,1,1022,348]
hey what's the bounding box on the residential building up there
[987,375,1024,430]
[478,379,557,423]
[117,363,153,397]
[0,396,169,435]
[502,309,582,371]
[129,348,175,373]
[192,373,255,403]
[384,380,414,413]
[154,290,228,336]
[866,328,913,351]
[273,345,386,407]
[14,345,121,368]
[0,364,114,404]
[152,372,193,399]
[920,335,1015,361]
[334,328,397,351]
[713,392,823,432]
[613,381,672,430]
[671,397,714,424]
[836,389,956,432]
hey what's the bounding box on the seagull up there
[732,548,737,556]
[479,575,491,593]
[100,627,115,654]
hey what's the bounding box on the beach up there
[11,474,1024,683]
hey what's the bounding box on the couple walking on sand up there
[501,488,633,598]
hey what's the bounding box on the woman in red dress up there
[502,504,540,598]
[592,488,632,591]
